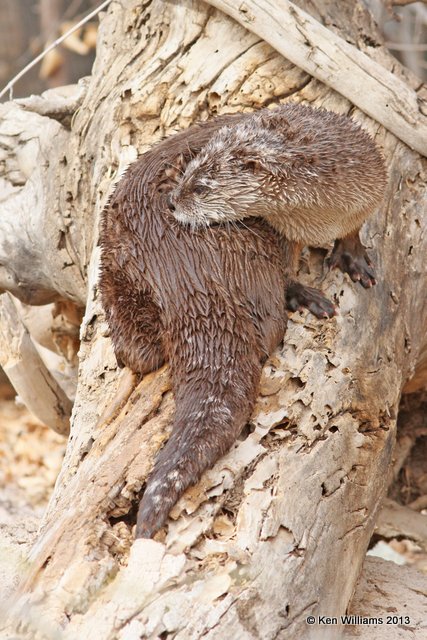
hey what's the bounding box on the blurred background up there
[368,0,427,80]
[0,0,98,100]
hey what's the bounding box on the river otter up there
[100,116,291,538]
[100,105,385,537]
[168,103,387,288]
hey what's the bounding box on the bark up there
[0,1,426,639]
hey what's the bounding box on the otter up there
[168,103,387,289]
[100,115,291,538]
[100,109,383,538]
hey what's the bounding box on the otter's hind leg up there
[328,231,376,288]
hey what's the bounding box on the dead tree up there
[0,1,426,638]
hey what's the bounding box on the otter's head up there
[167,126,267,229]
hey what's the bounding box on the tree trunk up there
[1,1,426,639]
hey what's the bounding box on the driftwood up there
[0,294,72,435]
[0,1,426,639]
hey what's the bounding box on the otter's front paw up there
[328,237,376,288]
[286,281,336,319]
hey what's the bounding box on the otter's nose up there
[167,193,176,212]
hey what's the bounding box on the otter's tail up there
[135,364,260,538]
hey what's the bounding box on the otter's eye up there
[193,183,209,196]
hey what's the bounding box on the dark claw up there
[286,281,336,319]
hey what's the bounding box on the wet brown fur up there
[170,104,387,247]
[99,116,288,538]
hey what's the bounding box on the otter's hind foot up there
[328,235,376,288]
[286,281,336,319]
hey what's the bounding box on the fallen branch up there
[0,294,71,435]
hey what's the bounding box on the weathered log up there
[0,1,426,639]
[0,95,86,305]
[0,294,72,435]
[347,556,427,638]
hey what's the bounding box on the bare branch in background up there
[0,0,110,100]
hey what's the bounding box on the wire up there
[0,0,113,101]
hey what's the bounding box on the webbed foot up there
[328,234,376,288]
[286,280,336,319]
